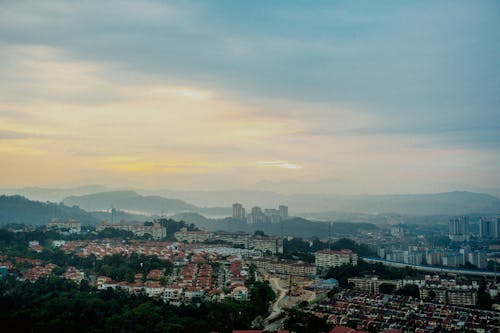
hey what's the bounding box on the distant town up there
[232,203,289,224]
[2,202,500,332]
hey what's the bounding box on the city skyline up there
[1,1,499,194]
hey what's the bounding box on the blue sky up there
[0,1,499,193]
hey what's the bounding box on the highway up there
[362,257,497,277]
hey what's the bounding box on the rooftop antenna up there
[328,222,332,249]
[495,262,497,285]
[280,219,284,239]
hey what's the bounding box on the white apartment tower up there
[279,205,288,219]
[232,203,246,220]
[449,216,470,242]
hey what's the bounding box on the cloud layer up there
[0,1,498,193]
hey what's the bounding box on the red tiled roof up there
[330,327,356,333]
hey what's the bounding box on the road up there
[362,257,497,277]
[263,277,287,330]
[262,276,317,330]
[267,277,287,320]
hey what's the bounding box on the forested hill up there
[171,214,378,238]
[0,195,99,225]
[63,190,197,214]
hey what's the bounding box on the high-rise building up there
[449,216,469,242]
[468,250,488,269]
[247,206,265,224]
[279,205,288,219]
[232,203,245,220]
[264,208,281,223]
[231,203,291,224]
[480,217,500,238]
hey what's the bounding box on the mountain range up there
[62,190,197,215]
[0,195,99,225]
[1,191,499,237]
[138,189,500,215]
[1,186,500,217]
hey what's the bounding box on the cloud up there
[0,129,40,139]
[0,1,498,191]
[256,161,302,170]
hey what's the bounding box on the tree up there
[463,261,477,269]
[427,290,436,301]
[396,284,420,298]
[284,308,331,333]
[379,283,396,294]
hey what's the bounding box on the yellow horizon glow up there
[0,44,495,192]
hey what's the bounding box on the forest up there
[0,276,276,333]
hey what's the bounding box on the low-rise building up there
[315,249,358,270]
[248,236,284,254]
[164,284,184,304]
[348,276,402,294]
[252,258,316,276]
[97,221,166,240]
[213,232,250,247]
[174,228,213,243]
[231,285,249,301]
[47,218,81,234]
[447,287,478,306]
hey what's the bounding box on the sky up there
[0,0,499,194]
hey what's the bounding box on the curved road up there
[265,277,287,323]
[263,277,287,331]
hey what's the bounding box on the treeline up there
[284,308,331,333]
[155,218,199,240]
[0,218,200,249]
[245,218,378,238]
[1,240,173,285]
[279,237,376,263]
[0,277,275,333]
[94,253,173,283]
[0,227,148,256]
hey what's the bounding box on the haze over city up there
[1,0,498,195]
[3,2,500,333]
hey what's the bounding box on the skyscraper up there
[480,217,500,238]
[247,206,265,224]
[449,216,470,242]
[232,203,245,220]
[279,205,288,219]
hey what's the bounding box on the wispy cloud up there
[0,1,498,191]
[256,161,302,170]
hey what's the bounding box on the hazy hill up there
[0,185,110,202]
[62,190,197,214]
[147,190,500,215]
[288,191,500,215]
[142,189,286,208]
[169,213,378,239]
[90,209,150,223]
[3,186,499,217]
[171,212,210,227]
[0,195,99,225]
